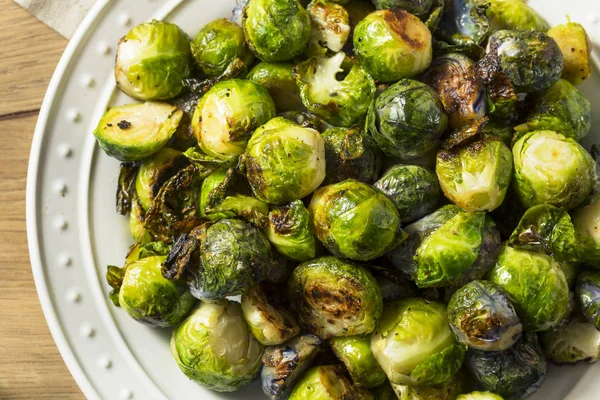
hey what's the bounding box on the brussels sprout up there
[483,0,549,32]
[129,194,146,241]
[457,392,504,400]
[307,0,351,55]
[438,0,490,46]
[354,10,433,83]
[192,79,276,160]
[289,365,374,399]
[391,376,466,400]
[539,314,600,365]
[294,53,376,127]
[371,298,465,386]
[262,334,323,399]
[288,256,382,338]
[265,200,316,262]
[465,333,546,399]
[322,127,382,185]
[198,168,233,220]
[448,280,523,351]
[93,102,183,162]
[374,164,440,223]
[115,20,191,100]
[116,162,138,216]
[576,271,600,329]
[514,80,592,141]
[245,117,326,205]
[488,245,569,332]
[247,63,304,112]
[548,21,592,85]
[170,300,263,392]
[512,130,595,210]
[573,193,600,266]
[368,79,447,160]
[309,180,405,261]
[243,0,311,62]
[486,30,563,93]
[330,335,387,388]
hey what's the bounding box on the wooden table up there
[0,1,83,398]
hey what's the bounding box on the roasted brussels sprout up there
[170,300,263,392]
[483,0,549,32]
[115,20,192,100]
[330,335,387,388]
[448,280,522,351]
[243,0,311,62]
[576,271,600,329]
[488,245,569,332]
[288,256,382,338]
[309,180,405,261]
[294,53,376,127]
[547,20,592,85]
[371,298,465,386]
[94,102,183,162]
[374,164,440,223]
[512,130,595,210]
[368,79,448,160]
[289,365,373,399]
[245,117,326,205]
[192,79,276,160]
[307,0,351,55]
[247,62,304,112]
[438,0,490,46]
[354,9,433,83]
[465,332,546,399]
[129,194,146,241]
[573,193,600,266]
[457,392,504,400]
[539,314,600,365]
[265,200,316,262]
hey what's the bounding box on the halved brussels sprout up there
[265,200,316,262]
[488,245,569,332]
[294,52,376,127]
[289,365,373,399]
[245,117,326,205]
[371,298,465,386]
[548,21,592,85]
[457,391,504,400]
[307,0,351,55]
[374,164,440,223]
[288,256,382,338]
[247,63,304,112]
[539,314,600,365]
[483,0,549,32]
[192,79,276,160]
[115,20,191,100]
[354,9,432,82]
[330,335,387,388]
[512,130,595,210]
[448,280,522,351]
[243,0,311,62]
[94,102,183,162]
[170,300,263,392]
[573,194,600,266]
[576,271,600,329]
[309,179,405,261]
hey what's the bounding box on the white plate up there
[26,0,600,399]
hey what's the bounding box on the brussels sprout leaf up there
[116,162,139,215]
[106,265,125,307]
[410,344,466,387]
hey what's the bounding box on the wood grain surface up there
[0,0,83,398]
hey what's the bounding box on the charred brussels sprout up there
[243,0,311,62]
[294,53,376,127]
[192,79,276,160]
[288,256,383,338]
[266,200,316,262]
[576,271,600,329]
[309,180,405,261]
[247,63,304,112]
[483,0,549,32]
[115,20,191,100]
[307,0,351,55]
[448,280,522,351]
[374,164,440,223]
[368,79,448,160]
[371,298,465,386]
[573,194,600,266]
[539,314,600,365]
[289,365,373,399]
[330,335,387,388]
[548,21,592,85]
[354,10,432,82]
[170,300,263,392]
[512,130,595,210]
[488,245,569,332]
[457,392,504,400]
[245,117,326,205]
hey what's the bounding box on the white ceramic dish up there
[26,0,600,399]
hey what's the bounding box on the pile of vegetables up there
[94,0,599,398]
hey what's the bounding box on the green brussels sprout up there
[294,53,376,127]
[465,333,546,399]
[487,30,563,93]
[265,200,317,262]
[487,245,569,332]
[548,21,592,86]
[247,62,304,112]
[198,168,233,220]
[245,117,326,205]
[539,314,600,365]
[115,20,192,100]
[354,10,432,82]
[370,383,396,400]
[368,79,448,160]
[288,256,383,338]
[371,298,465,386]
[330,335,387,388]
[307,0,351,55]
[309,179,405,261]
[391,376,466,400]
[289,365,374,400]
[483,0,549,32]
[573,194,600,266]
[243,0,311,62]
[322,127,382,185]
[576,271,600,329]
[93,102,183,162]
[512,130,595,210]
[514,80,592,141]
[457,392,504,400]
[170,300,263,392]
[129,194,146,241]
[448,280,523,351]
[374,164,440,223]
[438,0,491,46]
[192,79,276,160]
